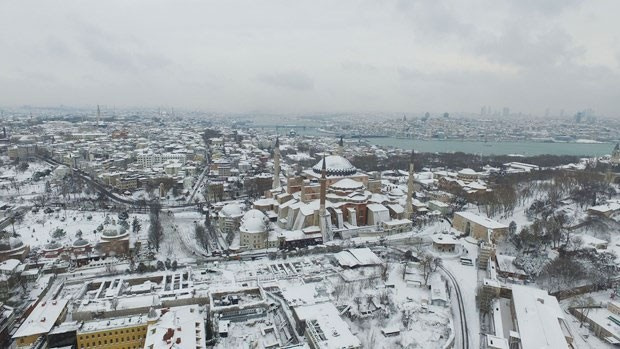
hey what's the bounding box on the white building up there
[144,305,206,349]
[137,153,187,168]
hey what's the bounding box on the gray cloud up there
[506,0,584,15]
[0,0,618,116]
[256,71,314,91]
[74,20,171,74]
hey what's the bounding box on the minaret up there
[612,143,620,164]
[405,150,415,219]
[319,154,332,241]
[337,136,344,156]
[319,154,327,216]
[96,105,101,126]
[272,137,281,189]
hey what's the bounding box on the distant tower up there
[337,136,344,156]
[96,105,101,125]
[272,137,281,189]
[318,154,332,241]
[405,150,415,219]
[612,143,620,165]
[319,155,327,216]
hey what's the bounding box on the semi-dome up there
[219,203,244,218]
[330,178,364,191]
[239,209,268,234]
[312,155,357,176]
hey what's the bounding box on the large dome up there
[239,209,268,234]
[312,155,356,176]
[0,237,24,252]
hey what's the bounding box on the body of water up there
[367,138,613,156]
[264,126,614,156]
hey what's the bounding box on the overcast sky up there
[1,0,619,116]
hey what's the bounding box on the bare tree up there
[148,202,163,251]
[571,296,596,328]
[419,253,441,285]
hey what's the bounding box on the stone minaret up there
[319,154,327,215]
[272,137,281,189]
[405,150,415,219]
[319,154,332,241]
[337,136,344,156]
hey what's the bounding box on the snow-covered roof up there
[334,248,382,267]
[510,285,569,349]
[281,284,329,307]
[293,302,361,349]
[330,178,364,190]
[72,238,90,247]
[431,233,459,245]
[495,255,527,276]
[13,299,69,339]
[389,187,405,196]
[0,259,21,272]
[239,209,267,234]
[455,211,508,229]
[367,203,388,213]
[311,155,357,176]
[430,274,447,302]
[0,236,24,251]
[80,314,149,333]
[253,198,277,207]
[219,203,244,218]
[387,204,404,214]
[458,168,477,175]
[144,305,206,349]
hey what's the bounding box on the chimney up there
[163,328,175,341]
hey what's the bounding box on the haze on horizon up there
[0,0,619,117]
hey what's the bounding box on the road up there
[440,264,469,349]
[186,163,209,204]
[39,156,203,209]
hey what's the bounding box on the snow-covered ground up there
[12,209,149,249]
[560,290,618,349]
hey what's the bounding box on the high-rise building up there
[502,107,509,117]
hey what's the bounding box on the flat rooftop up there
[13,299,68,339]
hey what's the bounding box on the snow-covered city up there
[2,1,620,348]
[0,109,618,349]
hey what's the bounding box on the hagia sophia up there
[222,137,416,251]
